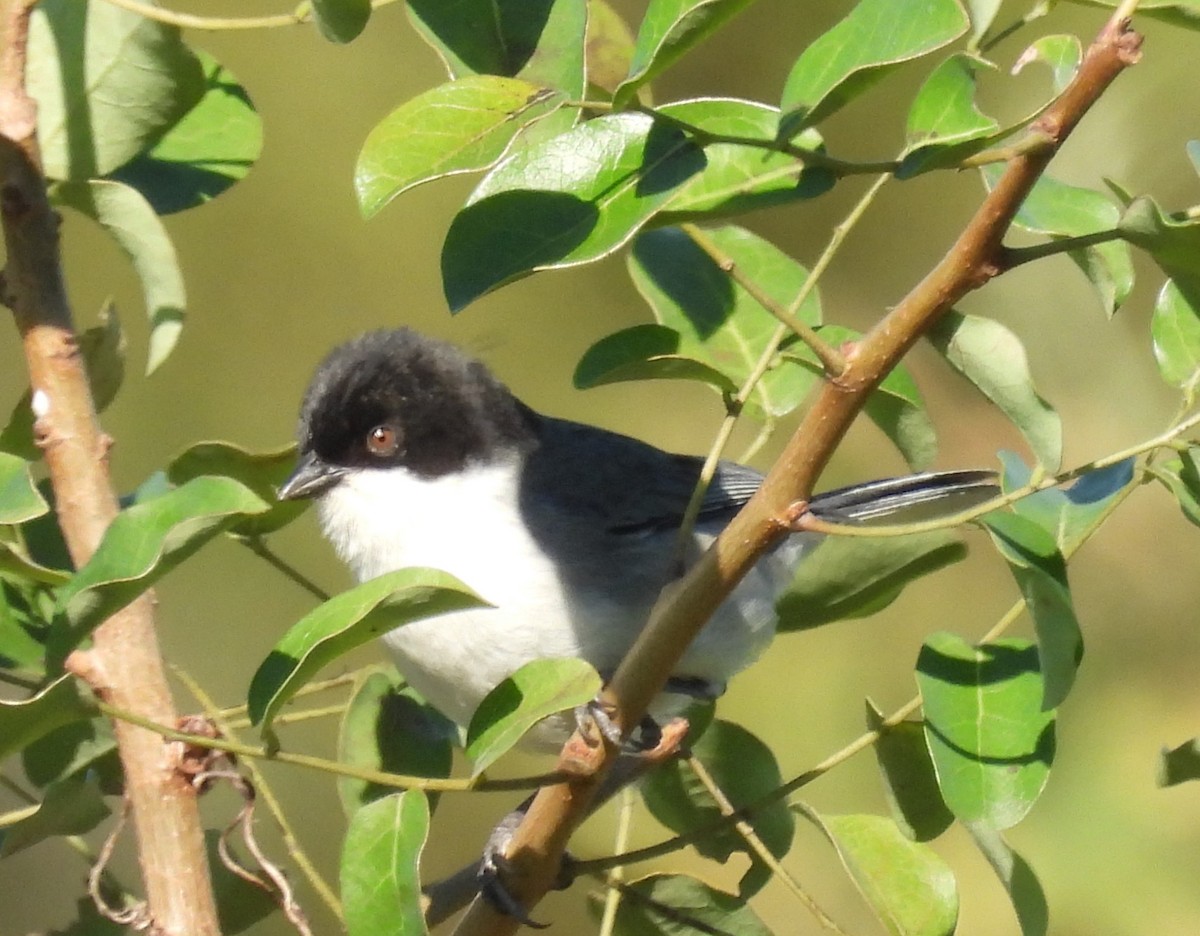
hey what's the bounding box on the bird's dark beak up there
[278,450,346,501]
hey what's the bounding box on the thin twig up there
[242,537,332,601]
[597,786,636,936]
[96,0,401,31]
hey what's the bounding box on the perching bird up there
[278,328,997,748]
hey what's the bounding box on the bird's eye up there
[366,424,399,457]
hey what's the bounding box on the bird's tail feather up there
[809,469,999,524]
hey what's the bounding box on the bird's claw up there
[478,812,575,928]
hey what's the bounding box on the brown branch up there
[449,10,1144,936]
[0,1,220,933]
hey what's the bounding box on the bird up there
[278,327,998,750]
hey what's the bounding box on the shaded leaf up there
[356,77,565,218]
[613,0,758,107]
[111,52,262,216]
[984,513,1081,710]
[867,701,954,842]
[338,670,456,815]
[640,719,793,897]
[1158,737,1200,787]
[590,873,771,935]
[0,452,47,524]
[586,0,639,98]
[928,311,1062,470]
[798,807,959,936]
[0,677,98,762]
[442,114,705,310]
[167,441,306,536]
[52,180,186,374]
[341,791,429,936]
[23,718,119,792]
[248,569,486,730]
[1121,195,1200,308]
[1151,279,1200,391]
[573,323,740,396]
[917,634,1054,829]
[779,0,968,138]
[0,538,69,587]
[29,0,205,180]
[312,0,371,43]
[0,775,109,858]
[898,53,999,179]
[967,824,1048,936]
[466,658,600,775]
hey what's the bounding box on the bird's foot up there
[478,806,574,928]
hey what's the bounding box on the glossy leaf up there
[984,513,1081,710]
[779,0,968,138]
[52,477,270,655]
[338,671,456,814]
[586,0,638,97]
[592,873,771,935]
[406,0,586,100]
[1121,195,1200,308]
[465,657,600,775]
[984,167,1132,317]
[442,114,705,310]
[867,701,954,842]
[776,531,966,632]
[167,441,306,536]
[28,0,206,180]
[0,452,47,524]
[898,53,999,179]
[1151,279,1200,391]
[52,180,186,375]
[248,569,485,730]
[341,791,429,936]
[0,775,109,858]
[640,719,793,897]
[621,225,821,419]
[967,824,1049,936]
[928,311,1062,470]
[112,52,263,216]
[1158,738,1200,787]
[799,808,959,936]
[574,323,740,396]
[917,634,1054,829]
[356,77,565,218]
[0,677,97,762]
[656,99,836,220]
[613,0,758,106]
[312,0,371,43]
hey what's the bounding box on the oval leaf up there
[574,324,739,395]
[312,0,371,43]
[1151,278,1200,391]
[341,790,430,936]
[897,53,999,179]
[916,633,1054,830]
[465,657,601,774]
[590,873,772,935]
[0,775,110,858]
[0,677,98,762]
[248,569,486,730]
[966,824,1048,936]
[867,701,954,842]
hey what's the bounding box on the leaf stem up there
[241,537,331,601]
[95,0,401,31]
[1000,227,1123,270]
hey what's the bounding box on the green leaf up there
[984,167,1132,317]
[916,634,1054,830]
[248,569,486,730]
[23,718,119,791]
[1012,34,1083,94]
[312,0,371,43]
[966,824,1048,936]
[622,225,821,419]
[51,180,186,375]
[573,324,740,396]
[590,873,772,935]
[656,99,836,220]
[465,658,601,775]
[640,719,794,897]
[338,671,455,814]
[340,791,430,936]
[613,0,759,107]
[928,311,1062,471]
[585,0,638,98]
[798,808,958,936]
[1188,139,1200,177]
[867,701,954,842]
[1157,448,1200,528]
[53,477,271,657]
[0,452,48,524]
[167,441,306,536]
[898,53,999,179]
[29,0,206,180]
[442,114,705,310]
[111,52,263,216]
[0,677,98,762]
[1151,279,1200,392]
[984,513,1081,710]
[779,0,969,138]
[0,775,109,858]
[966,0,1003,42]
[1121,195,1200,308]
[1158,737,1200,787]
[355,77,565,219]
[776,531,966,632]
[0,581,52,670]
[406,0,586,100]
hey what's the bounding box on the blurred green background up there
[4,1,1200,933]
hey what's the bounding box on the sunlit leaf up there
[1151,279,1200,392]
[967,824,1049,936]
[1012,34,1083,94]
[966,0,1003,42]
[779,0,968,138]
[51,180,186,375]
[29,0,205,179]
[466,658,600,775]
[898,53,999,179]
[248,569,486,730]
[0,452,47,524]
[613,0,758,106]
[356,77,565,218]
[917,634,1054,829]
[928,311,1062,470]
[312,0,371,43]
[0,677,97,762]
[0,775,109,858]
[867,701,954,842]
[341,791,429,936]
[590,873,771,935]
[1157,448,1200,528]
